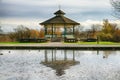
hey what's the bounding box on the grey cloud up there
[0,0,114,21]
[0,2,57,18]
[66,10,112,21]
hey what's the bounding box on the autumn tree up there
[90,24,101,39]
[55,27,61,37]
[113,29,120,42]
[47,28,52,35]
[9,25,41,41]
[30,29,40,38]
[39,28,45,38]
[99,19,117,41]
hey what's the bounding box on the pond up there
[0,49,120,80]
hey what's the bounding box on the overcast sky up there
[0,0,119,32]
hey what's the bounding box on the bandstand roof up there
[40,10,80,25]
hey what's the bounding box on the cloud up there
[0,0,118,32]
[0,2,55,18]
[1,18,120,33]
[1,0,111,8]
[0,0,113,20]
[0,18,44,32]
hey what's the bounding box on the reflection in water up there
[97,50,99,55]
[0,50,120,80]
[41,49,80,76]
[103,51,114,58]
[42,50,115,76]
[96,50,116,59]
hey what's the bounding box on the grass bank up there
[0,41,120,45]
[0,42,47,44]
[64,41,120,45]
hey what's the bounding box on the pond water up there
[0,49,120,80]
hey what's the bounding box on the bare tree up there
[0,26,3,34]
[110,0,120,18]
[74,25,84,39]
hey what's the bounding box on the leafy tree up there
[99,19,117,41]
[39,28,45,38]
[113,29,120,42]
[30,29,40,38]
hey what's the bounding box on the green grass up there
[64,41,120,45]
[0,42,47,44]
[0,41,120,45]
[0,42,19,44]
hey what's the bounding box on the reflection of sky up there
[0,0,119,32]
[0,50,120,80]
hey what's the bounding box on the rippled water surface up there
[0,49,120,80]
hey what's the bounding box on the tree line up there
[0,19,120,42]
[74,19,120,42]
[0,25,45,42]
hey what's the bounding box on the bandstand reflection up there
[41,49,80,76]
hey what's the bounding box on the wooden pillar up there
[73,25,75,35]
[64,24,66,38]
[52,24,54,38]
[54,27,56,37]
[44,26,47,35]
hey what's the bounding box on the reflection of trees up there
[73,50,75,61]
[97,50,99,55]
[103,51,116,58]
[95,50,116,58]
[0,50,3,65]
[0,50,3,55]
[44,50,48,62]
[64,50,67,60]
[75,51,85,57]
[41,49,80,76]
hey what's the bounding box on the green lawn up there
[0,41,120,45]
[64,41,120,45]
[0,42,47,44]
[0,42,19,44]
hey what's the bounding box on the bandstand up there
[40,9,80,41]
